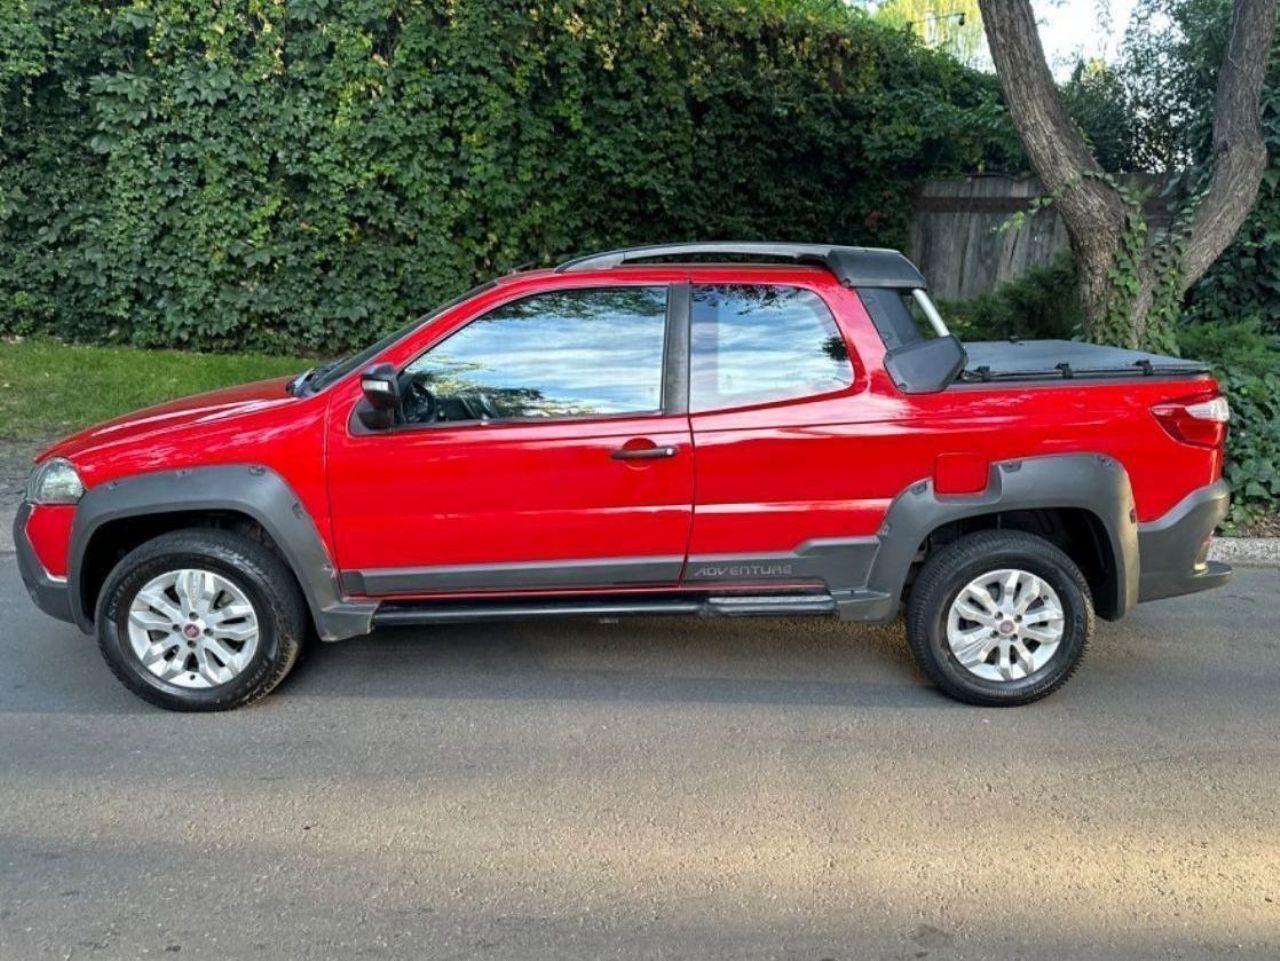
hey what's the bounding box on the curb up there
[1207,537,1280,568]
[1,504,1277,569]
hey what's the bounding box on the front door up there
[326,283,694,597]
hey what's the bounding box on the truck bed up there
[959,339,1209,384]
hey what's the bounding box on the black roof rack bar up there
[554,242,927,290]
[558,242,836,270]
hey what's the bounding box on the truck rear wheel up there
[96,529,306,711]
[905,530,1093,706]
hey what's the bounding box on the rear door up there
[682,276,882,591]
[327,282,695,596]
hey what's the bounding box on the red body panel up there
[41,377,332,540]
[31,264,1224,603]
[24,504,76,577]
[326,414,694,571]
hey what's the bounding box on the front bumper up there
[13,503,76,625]
[1137,479,1232,603]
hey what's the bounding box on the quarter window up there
[401,287,667,424]
[690,285,853,412]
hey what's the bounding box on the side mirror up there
[361,363,399,409]
[358,363,398,430]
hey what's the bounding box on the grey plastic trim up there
[556,243,927,289]
[371,591,839,626]
[685,537,879,588]
[350,538,877,610]
[344,555,686,596]
[883,335,967,394]
[1137,479,1231,602]
[1138,478,1230,537]
[663,283,691,416]
[863,453,1140,623]
[683,538,892,621]
[68,466,377,641]
[374,597,703,625]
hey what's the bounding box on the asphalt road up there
[1,562,1277,961]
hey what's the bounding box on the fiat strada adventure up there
[15,243,1233,710]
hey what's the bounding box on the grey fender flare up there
[864,453,1139,622]
[68,465,377,640]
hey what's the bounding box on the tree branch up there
[1179,0,1277,291]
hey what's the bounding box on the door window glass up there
[690,285,853,412]
[402,287,668,423]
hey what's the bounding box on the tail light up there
[1151,393,1230,448]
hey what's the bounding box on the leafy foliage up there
[0,0,1017,354]
[938,254,1082,342]
[1061,62,1141,174]
[1112,0,1233,172]
[1178,320,1280,525]
[1057,0,1240,175]
[874,0,985,67]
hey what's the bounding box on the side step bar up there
[371,593,837,627]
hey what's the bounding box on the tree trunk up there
[1178,0,1277,292]
[978,0,1277,348]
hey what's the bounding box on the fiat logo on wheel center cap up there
[183,623,200,639]
[998,620,1016,635]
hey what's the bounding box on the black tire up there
[905,530,1093,706]
[96,529,307,712]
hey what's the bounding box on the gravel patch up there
[1,438,49,553]
[1209,536,1280,567]
[0,437,46,511]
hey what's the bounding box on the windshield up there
[302,280,498,394]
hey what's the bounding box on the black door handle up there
[611,445,678,461]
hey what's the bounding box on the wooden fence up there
[907,174,1174,301]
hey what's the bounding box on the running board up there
[371,593,837,627]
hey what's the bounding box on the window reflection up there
[690,285,853,412]
[403,287,667,423]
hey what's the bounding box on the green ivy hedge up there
[0,0,1017,354]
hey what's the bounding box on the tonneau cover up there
[960,339,1209,384]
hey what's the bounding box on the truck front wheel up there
[95,529,306,711]
[905,530,1094,706]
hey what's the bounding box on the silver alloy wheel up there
[126,568,260,689]
[945,568,1065,682]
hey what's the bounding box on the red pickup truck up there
[15,243,1231,711]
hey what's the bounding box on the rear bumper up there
[1137,480,1232,603]
[13,503,76,625]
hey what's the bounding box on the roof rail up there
[554,242,927,289]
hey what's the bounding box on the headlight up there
[26,458,85,505]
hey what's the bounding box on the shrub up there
[1178,318,1280,524]
[937,254,1082,341]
